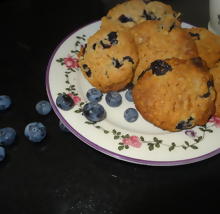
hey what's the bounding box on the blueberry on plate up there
[24,122,46,143]
[86,88,103,103]
[35,100,52,115]
[0,146,6,162]
[0,127,16,146]
[125,89,133,102]
[124,108,138,122]
[59,120,70,133]
[56,94,74,111]
[0,95,12,111]
[105,92,122,107]
[83,102,106,122]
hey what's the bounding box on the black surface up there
[0,0,219,213]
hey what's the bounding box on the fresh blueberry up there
[35,100,52,115]
[0,95,12,111]
[59,120,70,133]
[0,146,6,162]
[125,89,133,102]
[24,122,46,143]
[124,108,138,122]
[83,102,106,122]
[105,92,122,107]
[86,88,103,103]
[0,127,16,146]
[56,94,74,111]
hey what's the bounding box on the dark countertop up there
[0,0,219,213]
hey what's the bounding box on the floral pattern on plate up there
[55,31,219,152]
[47,21,220,165]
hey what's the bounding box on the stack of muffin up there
[79,0,220,132]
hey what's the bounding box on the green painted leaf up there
[182,145,187,150]
[194,136,203,143]
[74,109,83,113]
[199,127,205,132]
[114,135,120,140]
[122,134,130,138]
[85,121,96,125]
[112,129,117,135]
[148,143,154,151]
[153,137,162,144]
[169,143,176,152]
[104,130,109,134]
[140,136,145,141]
[185,141,190,146]
[118,145,124,151]
[155,142,160,148]
[125,145,129,149]
[190,144,198,149]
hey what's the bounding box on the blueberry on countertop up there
[24,122,46,143]
[35,100,52,115]
[105,92,122,107]
[56,94,74,111]
[0,95,12,111]
[59,120,70,133]
[124,108,138,122]
[0,127,16,146]
[86,88,103,103]
[0,146,6,162]
[83,102,106,122]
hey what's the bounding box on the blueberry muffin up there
[101,0,180,31]
[132,58,216,132]
[131,21,198,82]
[186,27,220,68]
[210,61,220,117]
[78,27,138,92]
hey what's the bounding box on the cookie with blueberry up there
[210,61,220,117]
[101,0,180,31]
[131,21,198,83]
[132,58,216,132]
[185,27,220,68]
[78,27,138,92]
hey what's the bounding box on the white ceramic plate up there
[46,21,220,166]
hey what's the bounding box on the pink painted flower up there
[67,93,81,104]
[64,56,79,68]
[209,116,220,128]
[122,136,142,148]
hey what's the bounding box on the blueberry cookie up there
[132,58,216,132]
[101,0,180,31]
[131,21,198,82]
[210,61,220,117]
[186,27,220,68]
[78,27,138,92]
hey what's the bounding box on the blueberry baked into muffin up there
[130,20,198,83]
[78,26,138,92]
[132,58,216,132]
[185,27,220,68]
[101,0,180,31]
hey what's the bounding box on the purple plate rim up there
[46,20,220,166]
